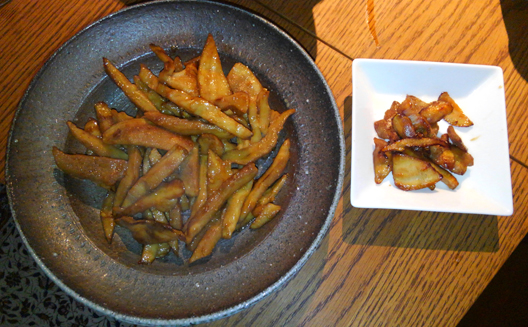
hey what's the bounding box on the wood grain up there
[0,0,527,326]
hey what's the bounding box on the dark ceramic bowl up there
[6,0,345,325]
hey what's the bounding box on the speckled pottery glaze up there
[6,0,345,325]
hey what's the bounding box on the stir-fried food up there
[52,34,294,264]
[373,93,473,191]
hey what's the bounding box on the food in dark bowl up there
[6,1,344,324]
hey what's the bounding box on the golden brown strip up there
[116,179,185,216]
[67,121,128,160]
[185,163,258,243]
[52,147,127,189]
[222,109,295,164]
[102,118,195,152]
[143,111,233,139]
[239,139,290,224]
[189,218,223,263]
[103,58,158,112]
[197,34,232,102]
[100,191,116,243]
[113,145,142,209]
[122,144,187,207]
[115,216,184,244]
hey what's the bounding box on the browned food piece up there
[430,122,440,136]
[392,153,442,191]
[222,180,253,239]
[374,118,400,142]
[146,147,162,167]
[189,218,223,263]
[149,44,174,64]
[122,144,188,207]
[155,241,172,258]
[155,83,253,139]
[238,139,290,225]
[431,161,459,189]
[103,58,158,113]
[391,114,416,139]
[257,88,271,135]
[186,212,221,252]
[222,109,295,164]
[398,95,429,116]
[103,118,195,152]
[100,191,116,243]
[116,216,184,244]
[160,101,184,117]
[162,61,199,97]
[111,109,134,123]
[197,34,232,102]
[207,150,232,194]
[143,111,233,139]
[67,121,128,160]
[256,174,288,206]
[381,137,448,152]
[116,179,185,216]
[198,133,225,156]
[158,60,178,89]
[139,244,159,265]
[429,145,456,171]
[94,102,115,133]
[214,91,250,116]
[184,55,201,66]
[402,148,459,190]
[429,142,473,175]
[168,202,183,230]
[113,146,142,209]
[406,112,434,137]
[419,100,453,124]
[439,92,473,127]
[450,146,474,175]
[384,101,400,120]
[250,203,281,229]
[150,208,169,224]
[439,133,449,143]
[247,97,262,143]
[178,146,200,197]
[227,62,263,102]
[52,147,127,189]
[84,118,101,140]
[190,152,208,220]
[373,138,392,184]
[185,163,258,243]
[447,125,468,152]
[133,76,169,113]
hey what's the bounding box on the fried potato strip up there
[103,118,195,152]
[185,163,258,243]
[122,144,187,207]
[52,147,127,189]
[116,216,184,244]
[239,139,290,225]
[103,58,158,113]
[222,109,295,164]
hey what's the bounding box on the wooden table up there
[1,0,527,326]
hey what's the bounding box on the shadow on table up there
[500,0,528,82]
[340,96,499,253]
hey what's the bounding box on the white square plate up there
[351,59,513,215]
